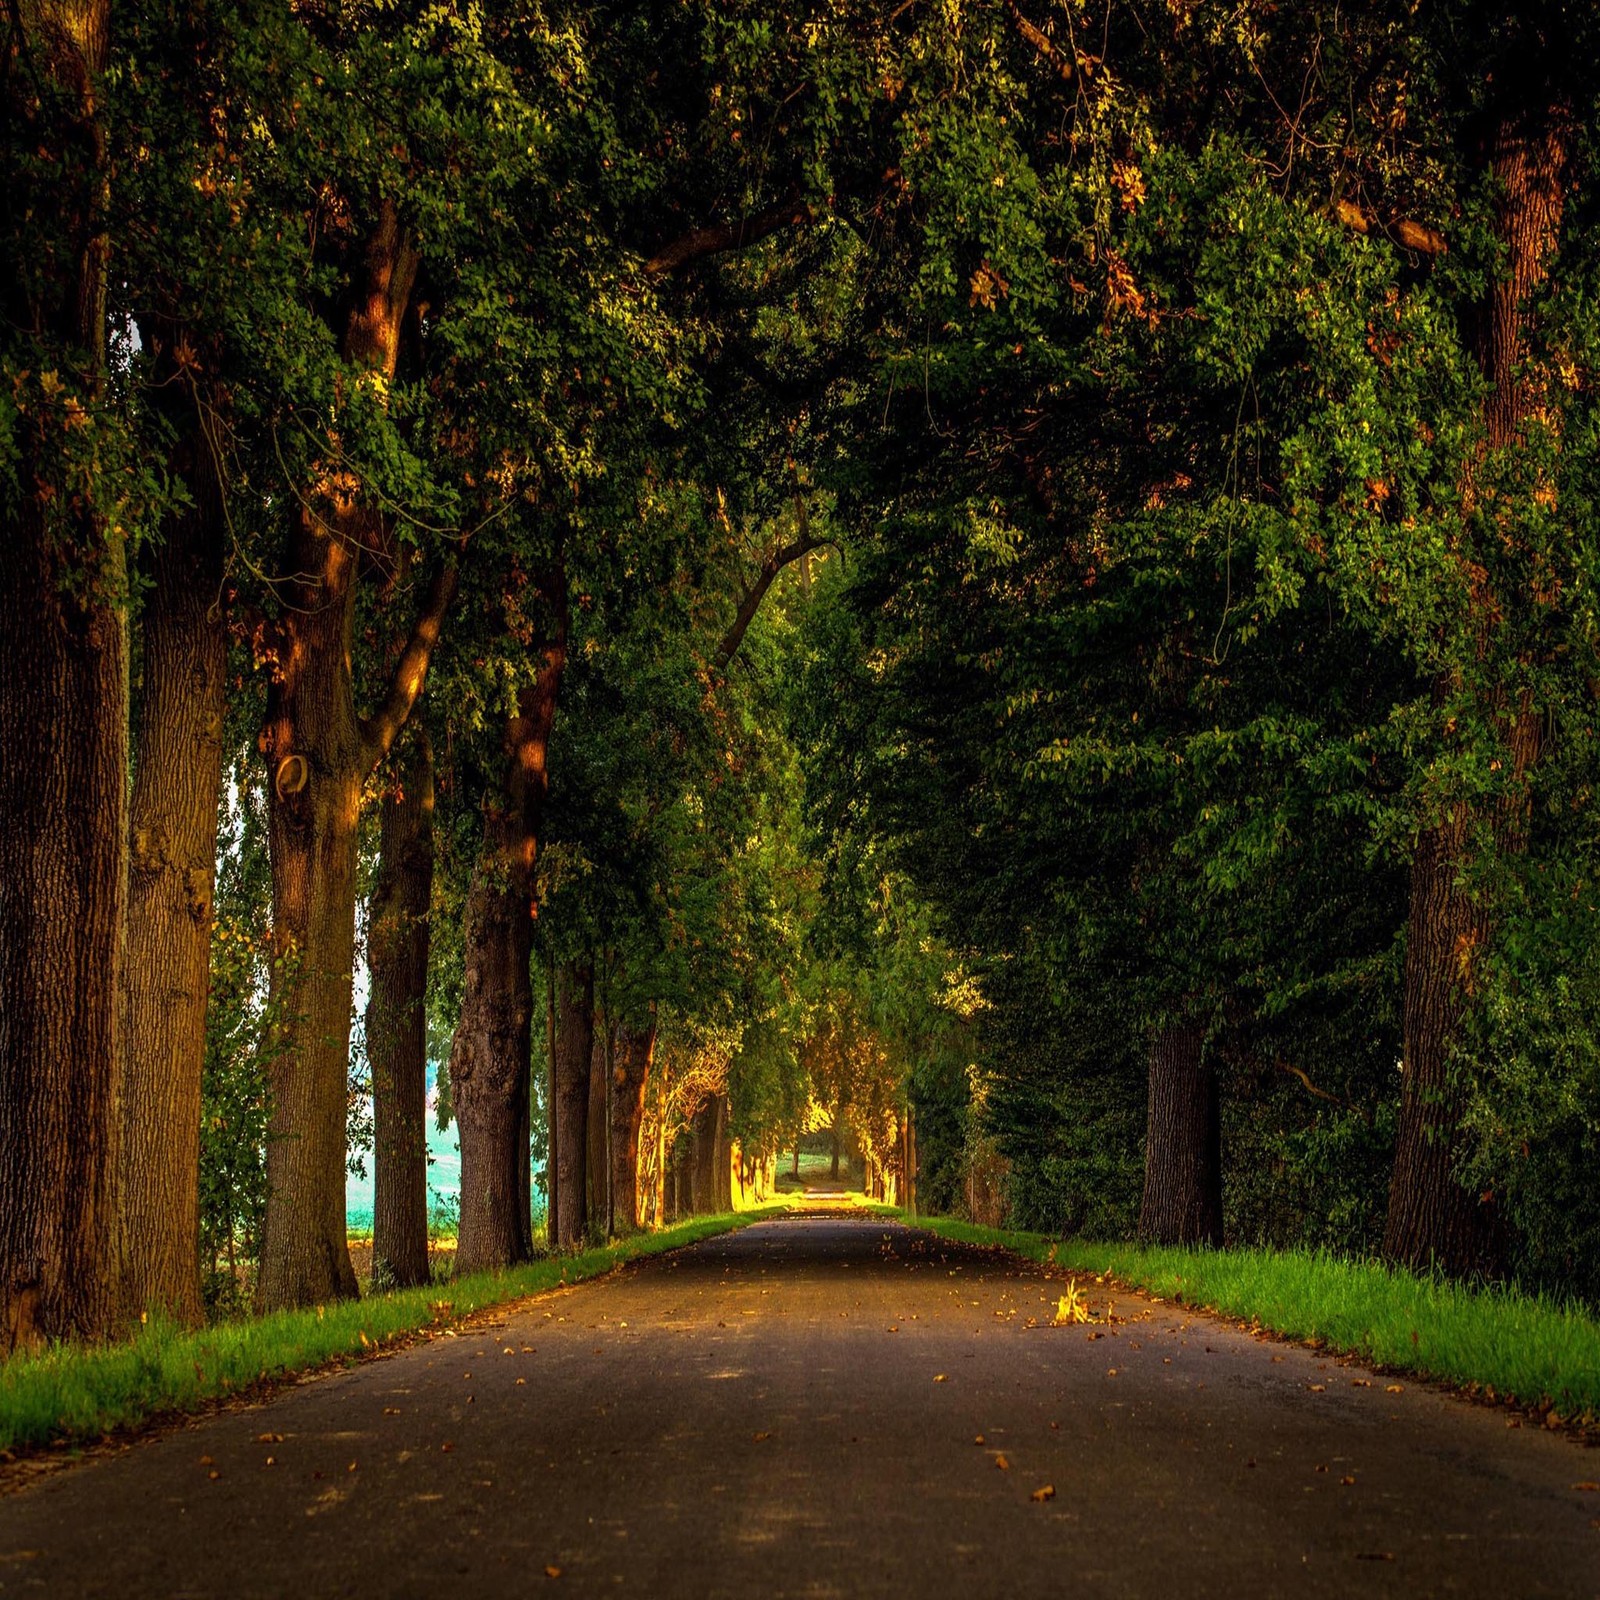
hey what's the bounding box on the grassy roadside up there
[0,1208,785,1458]
[899,1215,1600,1424]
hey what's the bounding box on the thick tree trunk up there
[451,632,564,1277]
[552,961,594,1248]
[1385,104,1566,1276]
[689,1098,718,1215]
[257,206,455,1310]
[902,1105,918,1218]
[367,730,434,1290]
[609,1020,656,1234]
[1139,1017,1222,1246]
[0,0,128,1353]
[587,1025,608,1233]
[544,964,558,1245]
[830,1120,842,1182]
[120,416,226,1325]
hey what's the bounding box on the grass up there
[0,1208,786,1457]
[902,1216,1600,1423]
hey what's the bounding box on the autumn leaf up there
[1030,1484,1056,1502]
[994,1453,1011,1471]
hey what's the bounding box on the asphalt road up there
[1,1213,1596,1598]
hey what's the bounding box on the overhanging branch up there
[646,193,816,276]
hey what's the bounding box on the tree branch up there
[646,193,816,276]
[1333,199,1446,256]
[1005,0,1074,82]
[714,515,826,671]
[360,553,461,774]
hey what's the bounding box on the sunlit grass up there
[905,1216,1600,1422]
[0,1209,787,1456]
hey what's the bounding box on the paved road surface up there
[1,1215,1596,1597]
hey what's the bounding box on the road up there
[1,1214,1596,1597]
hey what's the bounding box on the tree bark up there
[0,0,128,1353]
[552,961,595,1247]
[257,204,456,1310]
[609,1019,656,1234]
[451,624,565,1276]
[1139,1017,1222,1247]
[714,1096,734,1213]
[367,729,434,1290]
[1385,102,1567,1276]
[830,1120,842,1182]
[587,1023,608,1233]
[120,409,226,1326]
[689,1097,718,1215]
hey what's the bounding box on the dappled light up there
[4,0,1600,1592]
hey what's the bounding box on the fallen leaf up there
[515,1378,526,1386]
[1341,1475,1356,1486]
[1106,1369,1119,1378]
[1308,1384,1326,1393]
[200,1456,214,1466]
[994,1454,1011,1471]
[1385,1384,1404,1395]
[441,1442,455,1453]
[974,1435,985,1445]
[1030,1485,1055,1502]
[1572,1482,1600,1492]
[383,1407,401,1416]
[886,1325,899,1333]
[933,1374,947,1383]
[752,1431,771,1442]
[207,1470,221,1481]
[545,1565,562,1579]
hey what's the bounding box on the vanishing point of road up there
[1,1212,1596,1597]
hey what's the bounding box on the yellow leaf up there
[1031,1484,1056,1502]
[994,1454,1011,1471]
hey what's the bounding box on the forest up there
[5,0,1600,1357]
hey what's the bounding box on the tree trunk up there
[689,1098,718,1215]
[120,413,226,1326]
[545,963,558,1245]
[552,961,594,1248]
[0,0,128,1353]
[257,206,455,1310]
[451,631,565,1277]
[367,730,434,1290]
[1385,102,1567,1276]
[1139,1017,1222,1246]
[587,1025,608,1233]
[792,1144,800,1179]
[830,1120,842,1182]
[609,1020,656,1234]
[714,1097,734,1213]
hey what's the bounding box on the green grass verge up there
[897,1215,1600,1422]
[0,1208,783,1457]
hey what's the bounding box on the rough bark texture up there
[552,961,595,1248]
[451,628,565,1277]
[587,1027,609,1232]
[120,412,226,1326]
[367,730,435,1290]
[609,1020,656,1234]
[1384,103,1566,1276]
[1139,1018,1222,1247]
[689,1098,719,1216]
[0,0,127,1353]
[258,203,455,1310]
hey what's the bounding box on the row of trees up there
[799,1,1600,1296]
[9,0,1597,1351]
[0,0,952,1347]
